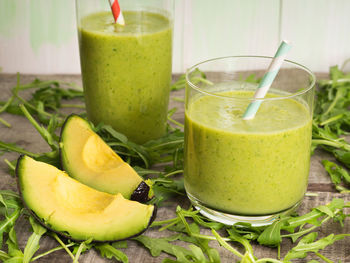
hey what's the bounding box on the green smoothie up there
[184,89,312,215]
[79,11,172,144]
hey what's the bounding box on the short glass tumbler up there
[184,56,315,226]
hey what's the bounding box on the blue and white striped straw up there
[242,40,292,120]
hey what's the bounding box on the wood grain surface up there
[0,74,349,262]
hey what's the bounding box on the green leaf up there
[3,256,24,263]
[322,160,350,192]
[207,248,221,263]
[0,250,10,261]
[0,141,40,158]
[284,233,339,261]
[257,220,284,246]
[333,150,350,168]
[287,199,344,227]
[95,243,128,263]
[189,245,206,261]
[171,247,192,263]
[22,217,47,263]
[0,195,22,215]
[0,191,19,199]
[51,233,75,260]
[315,205,334,217]
[99,125,128,143]
[162,258,179,263]
[112,240,128,249]
[0,195,8,210]
[29,216,46,235]
[133,234,192,258]
[22,105,60,150]
[0,209,22,248]
[6,227,23,259]
[72,238,93,263]
[240,251,256,263]
[227,228,254,255]
[151,176,185,206]
[211,229,243,259]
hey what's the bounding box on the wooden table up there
[0,74,349,262]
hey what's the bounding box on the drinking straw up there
[242,40,291,120]
[109,0,125,26]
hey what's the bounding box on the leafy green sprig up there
[322,160,350,193]
[147,199,350,263]
[0,74,84,127]
[314,66,350,136]
[311,65,350,193]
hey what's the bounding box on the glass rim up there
[185,55,316,101]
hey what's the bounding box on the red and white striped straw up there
[108,0,125,26]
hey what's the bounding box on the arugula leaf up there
[112,240,128,249]
[257,220,284,246]
[187,244,219,263]
[95,243,129,263]
[162,244,220,263]
[322,160,350,193]
[312,65,350,173]
[283,233,350,261]
[6,227,23,261]
[0,75,84,126]
[333,149,350,169]
[0,195,8,211]
[0,191,22,216]
[52,233,75,260]
[19,104,59,152]
[314,66,350,136]
[177,225,219,262]
[226,228,254,261]
[133,234,192,258]
[151,177,185,206]
[0,208,22,248]
[211,229,243,259]
[278,199,346,245]
[72,238,93,263]
[30,243,75,262]
[0,141,40,158]
[0,250,10,261]
[22,217,47,263]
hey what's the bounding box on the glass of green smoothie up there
[75,0,173,144]
[184,56,315,226]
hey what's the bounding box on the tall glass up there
[75,0,174,144]
[184,56,315,226]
